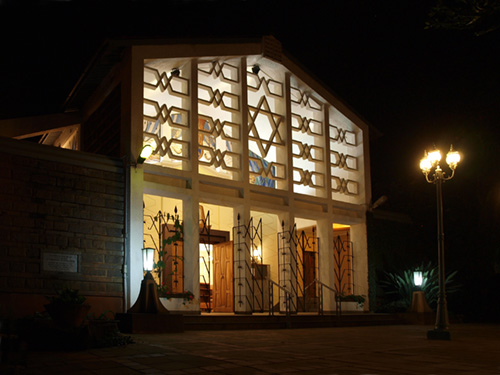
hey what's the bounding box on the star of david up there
[248,96,284,158]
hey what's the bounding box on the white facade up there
[126,37,371,314]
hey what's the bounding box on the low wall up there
[0,137,125,318]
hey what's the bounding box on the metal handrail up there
[314,279,336,316]
[251,262,265,312]
[304,280,316,292]
[269,279,291,321]
[303,280,316,312]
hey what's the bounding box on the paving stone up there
[8,324,500,375]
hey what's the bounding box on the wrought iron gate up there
[143,208,184,292]
[232,215,264,313]
[199,210,211,312]
[276,222,297,314]
[333,231,354,312]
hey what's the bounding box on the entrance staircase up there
[297,297,318,312]
[182,313,406,331]
[200,283,211,312]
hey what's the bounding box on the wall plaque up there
[43,253,79,273]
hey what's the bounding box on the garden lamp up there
[142,247,155,273]
[128,247,168,314]
[413,271,423,288]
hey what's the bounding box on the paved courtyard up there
[3,323,500,374]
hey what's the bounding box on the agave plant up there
[380,262,460,308]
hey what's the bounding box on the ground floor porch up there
[135,193,369,317]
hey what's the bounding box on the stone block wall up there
[0,138,125,318]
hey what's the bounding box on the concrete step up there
[182,313,406,331]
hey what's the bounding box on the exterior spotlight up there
[252,64,260,74]
[171,68,180,77]
[137,144,154,164]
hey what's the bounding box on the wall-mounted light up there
[171,68,180,77]
[137,144,154,165]
[252,64,260,75]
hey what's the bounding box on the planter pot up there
[160,297,198,314]
[44,302,91,328]
[340,301,364,312]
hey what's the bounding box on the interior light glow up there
[252,246,262,262]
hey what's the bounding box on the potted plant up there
[153,209,183,285]
[161,289,195,305]
[44,287,91,328]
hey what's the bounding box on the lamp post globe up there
[419,145,461,340]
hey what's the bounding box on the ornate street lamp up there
[419,145,461,340]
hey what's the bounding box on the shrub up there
[379,261,460,308]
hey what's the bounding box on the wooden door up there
[213,241,233,312]
[304,251,316,298]
[298,226,317,298]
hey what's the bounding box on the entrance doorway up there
[213,241,233,312]
[199,203,233,313]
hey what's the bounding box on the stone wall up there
[0,137,125,318]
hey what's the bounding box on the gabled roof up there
[64,35,379,138]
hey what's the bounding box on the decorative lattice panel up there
[143,62,191,169]
[198,60,242,179]
[329,107,362,202]
[142,56,365,205]
[290,86,326,197]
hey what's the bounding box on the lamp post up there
[419,146,461,340]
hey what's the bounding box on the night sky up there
[1,0,500,315]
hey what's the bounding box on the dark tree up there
[426,0,500,35]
